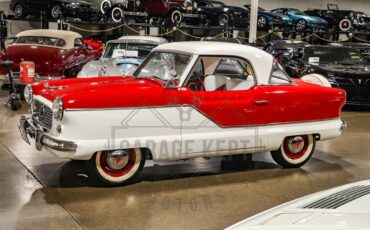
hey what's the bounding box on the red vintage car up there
[19,42,347,186]
[0,29,99,86]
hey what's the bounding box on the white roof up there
[227,180,370,230]
[16,29,82,49]
[154,42,274,85]
[113,35,168,45]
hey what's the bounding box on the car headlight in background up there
[24,84,33,104]
[53,97,64,121]
[70,2,78,8]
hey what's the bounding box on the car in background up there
[244,5,292,30]
[195,0,249,28]
[329,42,370,62]
[271,8,328,31]
[83,38,105,56]
[19,41,346,186]
[227,180,370,229]
[285,45,370,106]
[99,0,148,23]
[10,0,100,21]
[0,29,99,86]
[263,40,308,63]
[78,36,168,78]
[305,4,370,32]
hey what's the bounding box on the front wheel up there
[111,7,125,23]
[14,4,25,18]
[271,134,315,168]
[50,5,62,19]
[296,19,307,31]
[170,10,183,25]
[218,13,230,27]
[86,148,145,186]
[339,18,352,32]
[257,16,268,29]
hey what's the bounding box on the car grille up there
[32,100,53,129]
[302,185,370,209]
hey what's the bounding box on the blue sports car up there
[271,8,328,31]
[244,5,292,30]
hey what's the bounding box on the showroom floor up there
[0,89,369,230]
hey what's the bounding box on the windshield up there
[289,9,304,15]
[15,36,66,47]
[210,1,225,8]
[134,52,192,85]
[304,47,367,65]
[103,42,157,59]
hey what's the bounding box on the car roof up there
[155,41,274,85]
[16,29,82,49]
[111,36,168,45]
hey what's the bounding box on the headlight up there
[24,84,33,104]
[52,97,64,121]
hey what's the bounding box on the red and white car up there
[19,42,347,186]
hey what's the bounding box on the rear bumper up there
[19,116,77,152]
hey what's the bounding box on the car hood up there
[313,63,370,76]
[227,180,370,230]
[4,44,63,76]
[32,77,167,109]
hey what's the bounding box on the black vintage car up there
[100,0,148,23]
[304,4,370,32]
[194,0,249,28]
[10,0,100,21]
[285,45,370,106]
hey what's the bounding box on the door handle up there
[254,100,269,105]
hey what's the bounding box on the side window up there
[74,38,83,47]
[198,1,208,7]
[270,61,292,85]
[184,56,256,91]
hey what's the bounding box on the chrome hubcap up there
[15,5,22,16]
[287,136,305,154]
[52,6,61,18]
[219,15,228,26]
[297,20,305,30]
[106,150,130,170]
[113,9,122,20]
[258,17,266,27]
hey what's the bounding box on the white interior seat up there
[226,76,255,91]
[204,75,230,91]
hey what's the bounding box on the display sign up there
[112,49,139,58]
[308,57,320,65]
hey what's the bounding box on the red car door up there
[179,56,270,155]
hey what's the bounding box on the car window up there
[198,1,209,7]
[74,38,83,47]
[185,56,256,91]
[15,36,66,47]
[103,42,157,59]
[270,61,292,85]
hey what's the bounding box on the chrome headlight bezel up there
[24,84,33,104]
[52,97,64,121]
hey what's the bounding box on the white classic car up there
[77,36,168,78]
[20,42,346,186]
[227,180,370,230]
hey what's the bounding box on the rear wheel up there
[14,4,25,18]
[111,7,124,23]
[271,134,315,168]
[257,16,268,30]
[100,0,111,15]
[86,148,145,186]
[50,4,62,19]
[170,10,183,25]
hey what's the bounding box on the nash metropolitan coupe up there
[19,42,346,186]
[0,29,99,85]
[78,36,167,78]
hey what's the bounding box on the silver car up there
[78,36,168,78]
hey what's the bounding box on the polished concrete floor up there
[0,89,369,230]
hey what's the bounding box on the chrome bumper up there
[19,116,77,152]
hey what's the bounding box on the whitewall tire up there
[86,148,145,186]
[100,0,112,14]
[271,134,315,168]
[339,18,352,32]
[111,7,124,23]
[171,10,183,25]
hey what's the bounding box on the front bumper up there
[19,116,77,152]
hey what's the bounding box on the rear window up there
[15,36,66,47]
